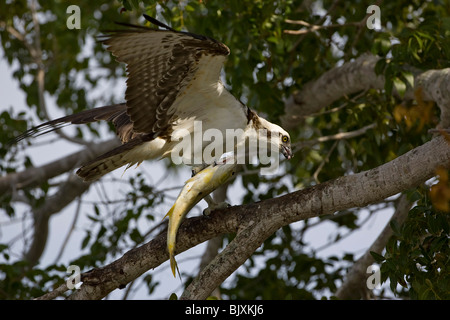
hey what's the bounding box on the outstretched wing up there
[11,16,253,182]
[101,17,238,138]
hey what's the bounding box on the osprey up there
[14,15,292,182]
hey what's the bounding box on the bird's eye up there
[282,135,289,143]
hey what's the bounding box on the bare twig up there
[24,174,92,266]
[34,283,69,300]
[0,138,119,195]
[428,128,450,134]
[284,19,361,35]
[293,123,377,151]
[52,196,83,264]
[0,21,37,58]
[313,140,338,184]
[277,0,341,85]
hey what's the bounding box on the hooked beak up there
[281,145,293,160]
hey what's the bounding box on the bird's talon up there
[203,201,229,217]
[203,208,212,217]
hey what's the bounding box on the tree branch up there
[282,53,385,128]
[335,194,412,299]
[292,123,377,152]
[282,53,450,130]
[0,138,119,195]
[36,135,449,300]
[180,208,279,300]
[284,19,362,35]
[24,174,92,266]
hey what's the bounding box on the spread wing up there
[12,16,250,155]
[101,16,247,139]
[10,16,260,182]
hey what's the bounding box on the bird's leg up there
[191,160,219,177]
[202,193,230,216]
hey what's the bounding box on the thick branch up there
[180,136,448,300]
[180,210,279,300]
[0,139,119,195]
[282,53,450,130]
[282,53,384,128]
[38,135,450,300]
[292,123,377,151]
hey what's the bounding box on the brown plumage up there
[12,15,292,182]
[12,104,130,143]
[100,19,230,136]
[75,134,154,181]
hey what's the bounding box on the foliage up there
[373,187,449,300]
[0,0,449,299]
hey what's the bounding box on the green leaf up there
[374,58,387,75]
[81,233,91,250]
[169,293,178,300]
[370,251,386,263]
[93,204,100,216]
[185,4,195,12]
[390,219,402,237]
[401,71,414,89]
[87,214,99,222]
[393,77,406,98]
[130,228,143,244]
[121,0,132,11]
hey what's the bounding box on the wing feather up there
[11,104,136,144]
[101,24,231,136]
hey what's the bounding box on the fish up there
[164,152,238,277]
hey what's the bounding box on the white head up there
[254,117,293,160]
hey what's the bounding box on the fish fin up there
[168,241,181,278]
[170,254,181,278]
[163,205,175,220]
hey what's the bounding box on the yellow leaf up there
[430,168,450,212]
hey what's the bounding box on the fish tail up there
[168,241,181,278]
[170,253,181,278]
[165,204,181,278]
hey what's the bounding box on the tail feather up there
[76,135,151,181]
[76,152,133,181]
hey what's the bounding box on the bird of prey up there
[14,15,292,182]
[165,152,238,277]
